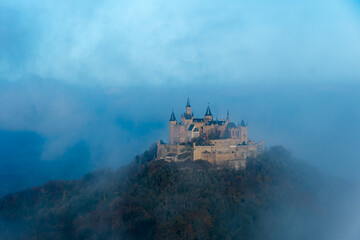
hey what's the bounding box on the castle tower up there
[169,110,177,144]
[181,98,193,127]
[186,98,191,115]
[204,105,213,122]
[239,120,249,144]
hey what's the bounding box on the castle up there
[157,99,264,169]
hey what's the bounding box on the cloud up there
[1,0,360,198]
[1,0,360,86]
[0,80,165,166]
[0,79,359,181]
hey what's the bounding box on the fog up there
[1,0,360,86]
[0,80,359,195]
[0,0,360,239]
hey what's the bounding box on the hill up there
[0,146,357,240]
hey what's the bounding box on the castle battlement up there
[156,99,264,169]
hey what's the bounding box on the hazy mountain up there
[0,146,358,240]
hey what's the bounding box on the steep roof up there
[205,106,212,116]
[186,98,191,107]
[205,120,226,126]
[227,122,237,129]
[193,118,204,123]
[213,120,226,125]
[170,111,176,121]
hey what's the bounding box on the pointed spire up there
[186,98,191,107]
[170,109,176,121]
[227,110,230,121]
[205,105,212,116]
[241,120,246,127]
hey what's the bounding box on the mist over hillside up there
[0,146,359,240]
[1,0,360,238]
[1,0,360,197]
[0,81,359,197]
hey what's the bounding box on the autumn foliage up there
[0,146,352,240]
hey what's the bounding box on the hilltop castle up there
[157,99,264,169]
[169,98,249,144]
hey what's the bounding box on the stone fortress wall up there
[157,139,264,169]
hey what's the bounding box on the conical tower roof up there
[205,105,212,116]
[170,110,176,121]
[186,98,191,107]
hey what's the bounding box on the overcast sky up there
[1,0,360,86]
[0,0,360,195]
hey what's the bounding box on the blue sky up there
[0,0,360,196]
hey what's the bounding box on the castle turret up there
[170,110,176,122]
[186,98,191,115]
[239,119,248,143]
[169,110,177,144]
[181,98,193,128]
[204,105,213,122]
